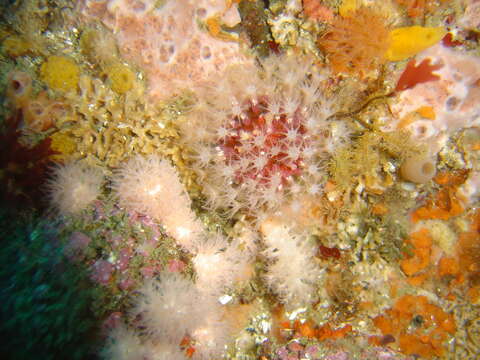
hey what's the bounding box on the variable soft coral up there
[261,221,322,307]
[111,155,203,250]
[181,53,338,217]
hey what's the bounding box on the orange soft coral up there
[318,7,390,78]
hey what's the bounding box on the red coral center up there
[219,97,306,186]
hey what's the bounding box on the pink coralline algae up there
[118,275,135,290]
[102,312,123,334]
[140,265,158,278]
[167,259,186,273]
[91,259,114,285]
[116,247,132,271]
[79,0,251,101]
[64,231,91,261]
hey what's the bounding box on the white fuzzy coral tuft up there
[103,324,187,360]
[46,161,104,216]
[262,223,322,307]
[102,323,145,360]
[111,155,203,250]
[190,314,233,360]
[192,233,252,296]
[131,273,217,344]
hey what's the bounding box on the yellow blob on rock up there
[385,26,446,61]
[2,35,32,57]
[50,132,76,161]
[105,62,136,94]
[40,56,80,92]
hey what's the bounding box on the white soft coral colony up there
[181,54,337,217]
[261,221,322,307]
[111,155,203,251]
[46,161,104,216]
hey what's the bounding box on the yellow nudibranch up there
[385,26,447,61]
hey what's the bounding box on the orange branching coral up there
[373,295,455,358]
[411,170,468,223]
[318,7,390,77]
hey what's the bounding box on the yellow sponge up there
[385,26,446,62]
[105,62,136,94]
[40,56,80,92]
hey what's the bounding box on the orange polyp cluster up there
[318,7,390,77]
[373,295,455,358]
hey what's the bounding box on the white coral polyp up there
[191,315,233,360]
[102,323,145,360]
[46,161,104,216]
[262,224,321,307]
[132,273,217,344]
[193,234,251,295]
[111,155,202,250]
